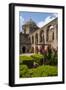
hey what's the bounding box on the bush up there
[31,54,44,65]
[19,55,34,68]
[20,65,29,77]
[28,65,58,77]
[47,51,58,66]
[20,65,58,78]
[20,55,33,61]
[41,65,58,76]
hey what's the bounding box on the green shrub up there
[20,65,30,78]
[19,55,34,68]
[48,52,58,66]
[28,65,58,77]
[44,49,58,66]
[31,54,44,65]
[20,55,33,61]
[20,65,58,78]
[40,65,58,76]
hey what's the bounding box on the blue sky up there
[19,11,58,32]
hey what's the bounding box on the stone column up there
[44,28,47,44]
[43,31,45,44]
[38,31,40,44]
[38,31,40,53]
[54,25,57,41]
[34,34,35,53]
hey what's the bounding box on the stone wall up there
[20,18,58,54]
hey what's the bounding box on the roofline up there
[30,17,58,35]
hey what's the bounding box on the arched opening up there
[32,35,34,44]
[52,32,54,40]
[40,30,44,43]
[35,46,38,53]
[46,25,51,41]
[31,47,34,53]
[35,33,38,44]
[46,25,54,41]
[22,46,26,53]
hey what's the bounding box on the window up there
[40,30,44,42]
[32,36,34,44]
[52,32,54,40]
[35,33,38,44]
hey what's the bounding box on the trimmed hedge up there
[20,55,34,68]
[31,54,44,65]
[20,55,33,61]
[20,54,44,67]
[20,65,29,77]
[20,65,58,78]
[29,65,58,77]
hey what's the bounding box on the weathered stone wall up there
[20,18,58,54]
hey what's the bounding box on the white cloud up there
[19,16,25,32]
[37,13,58,28]
[53,13,58,18]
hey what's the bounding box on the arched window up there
[28,37,31,43]
[22,46,26,53]
[40,30,44,43]
[31,47,34,53]
[56,24,58,40]
[35,33,38,44]
[52,32,54,40]
[35,46,38,53]
[46,25,54,41]
[32,36,34,44]
[46,25,51,41]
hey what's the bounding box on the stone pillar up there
[54,25,57,41]
[44,28,47,44]
[38,31,40,53]
[55,25,58,48]
[43,31,45,44]
[38,31,40,44]
[34,34,35,53]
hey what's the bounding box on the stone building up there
[20,18,58,54]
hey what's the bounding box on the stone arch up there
[31,47,34,53]
[52,32,54,40]
[40,30,44,43]
[22,46,26,53]
[35,46,38,53]
[46,25,54,41]
[32,35,34,44]
[35,33,38,44]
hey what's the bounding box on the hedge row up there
[19,52,58,68]
[20,65,58,78]
[19,54,44,68]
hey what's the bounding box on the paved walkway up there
[20,53,34,56]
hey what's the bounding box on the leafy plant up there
[19,55,34,68]
[20,65,58,78]
[20,65,29,77]
[31,54,44,65]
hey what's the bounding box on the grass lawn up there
[20,65,58,78]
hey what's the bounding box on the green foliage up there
[31,54,44,65]
[31,54,44,60]
[47,51,58,65]
[20,65,58,78]
[20,55,34,68]
[30,65,58,77]
[20,65,29,77]
[20,55,33,61]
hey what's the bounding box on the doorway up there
[22,46,26,53]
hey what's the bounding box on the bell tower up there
[22,18,39,34]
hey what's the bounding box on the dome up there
[22,18,39,34]
[23,18,37,27]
